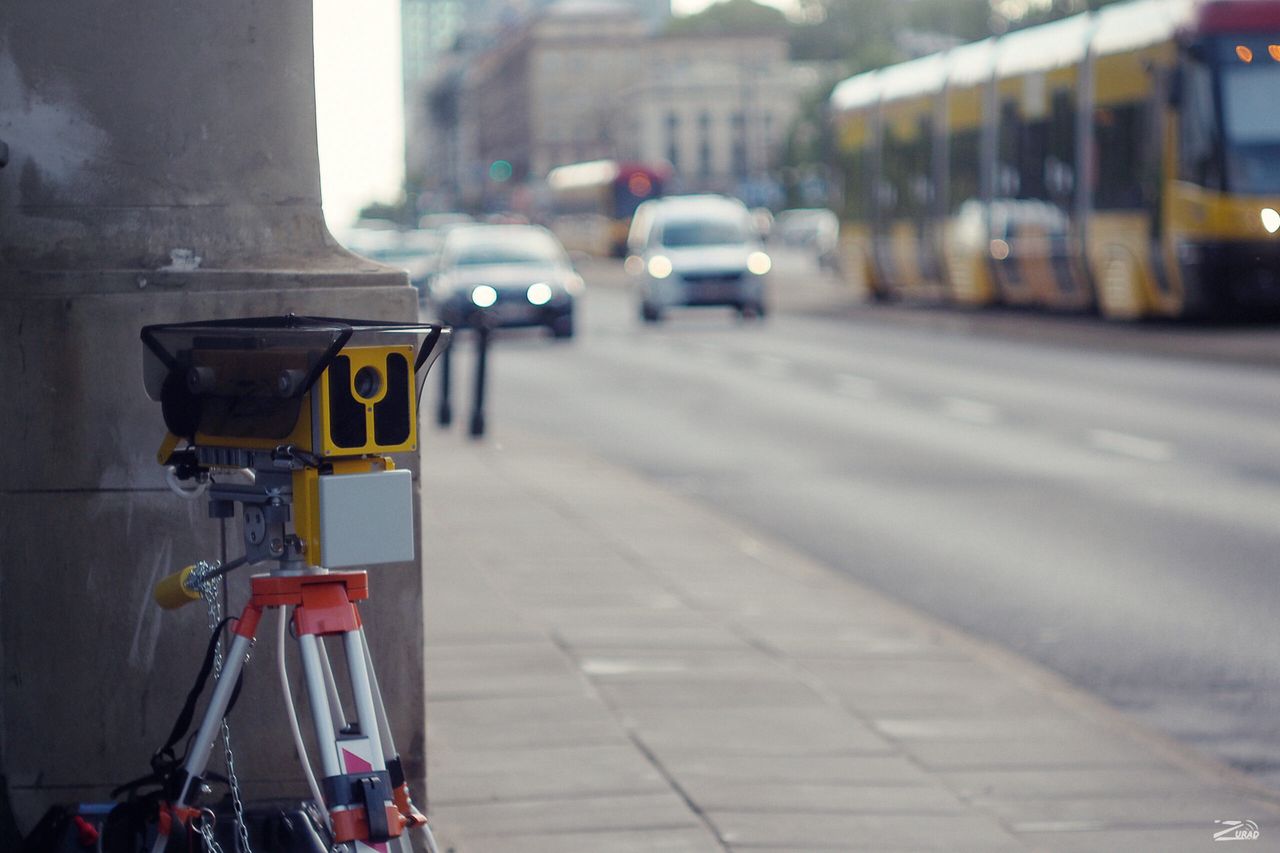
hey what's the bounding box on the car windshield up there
[1220,53,1280,193]
[660,218,748,247]
[448,233,563,266]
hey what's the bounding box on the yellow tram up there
[831,0,1280,319]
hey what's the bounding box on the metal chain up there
[196,563,254,853]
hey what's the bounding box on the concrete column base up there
[0,277,428,830]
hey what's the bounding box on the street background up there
[418,252,1280,850]
[423,248,1280,800]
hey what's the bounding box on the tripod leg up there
[318,635,351,730]
[298,627,403,852]
[151,609,261,853]
[359,634,439,853]
[319,632,418,851]
[297,633,344,780]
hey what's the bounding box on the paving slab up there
[654,754,939,788]
[434,791,702,837]
[428,743,670,805]
[426,695,625,752]
[706,811,1027,851]
[419,427,1280,851]
[615,705,891,756]
[662,780,969,814]
[1014,827,1261,853]
[433,827,724,853]
[425,643,587,700]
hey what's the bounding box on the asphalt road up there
[426,251,1280,791]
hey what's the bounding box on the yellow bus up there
[545,160,670,258]
[831,0,1280,319]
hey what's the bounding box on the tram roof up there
[1092,0,1194,57]
[995,12,1094,78]
[879,53,948,103]
[946,38,997,89]
[830,69,881,113]
[828,0,1199,115]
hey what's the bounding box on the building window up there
[731,112,747,177]
[665,110,680,168]
[698,111,713,178]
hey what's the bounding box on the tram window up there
[1094,103,1145,209]
[883,137,908,216]
[1046,90,1075,202]
[1020,120,1049,201]
[914,116,935,213]
[949,129,981,213]
[884,122,927,218]
[998,101,1022,198]
[1178,59,1223,190]
[842,147,870,221]
[1219,62,1280,193]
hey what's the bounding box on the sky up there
[311,0,792,230]
[673,0,795,14]
[314,0,404,231]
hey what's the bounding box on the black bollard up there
[469,325,490,438]
[436,340,452,427]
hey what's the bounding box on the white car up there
[626,195,771,323]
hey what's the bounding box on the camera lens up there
[353,365,382,400]
[186,366,216,394]
[277,369,306,397]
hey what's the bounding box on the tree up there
[666,0,789,36]
[789,0,992,71]
[996,0,1131,31]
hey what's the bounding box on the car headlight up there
[1262,207,1280,235]
[747,251,772,275]
[647,255,673,279]
[471,285,498,308]
[527,282,553,305]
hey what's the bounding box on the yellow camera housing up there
[142,316,451,461]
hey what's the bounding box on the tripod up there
[153,567,439,853]
[137,315,453,853]
[144,457,442,853]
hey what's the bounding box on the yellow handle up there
[154,565,202,610]
[156,432,181,465]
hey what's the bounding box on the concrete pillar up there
[0,0,427,834]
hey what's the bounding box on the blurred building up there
[469,2,651,184]
[414,0,817,211]
[403,0,672,210]
[622,35,818,206]
[403,0,464,200]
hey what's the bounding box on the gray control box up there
[317,468,415,568]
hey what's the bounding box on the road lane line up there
[941,396,1000,425]
[1087,428,1174,462]
[834,373,879,400]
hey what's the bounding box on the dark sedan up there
[428,224,582,338]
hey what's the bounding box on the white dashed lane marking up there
[1088,428,1174,462]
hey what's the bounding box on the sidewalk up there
[418,426,1280,852]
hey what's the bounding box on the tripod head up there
[142,315,452,606]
